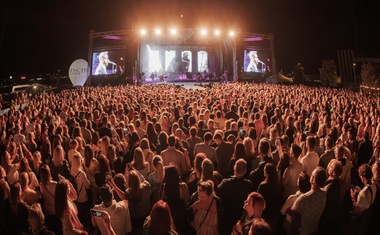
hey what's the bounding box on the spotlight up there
[155,28,161,35]
[214,30,220,36]
[200,29,207,36]
[140,29,147,36]
[229,31,235,37]
[170,28,177,35]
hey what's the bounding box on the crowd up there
[1,82,380,235]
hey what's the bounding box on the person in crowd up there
[282,144,303,201]
[92,183,132,235]
[2,182,30,234]
[228,142,249,178]
[194,132,218,167]
[186,127,203,166]
[319,159,346,234]
[335,144,353,191]
[55,180,85,234]
[351,164,377,213]
[217,159,252,234]
[110,169,151,232]
[49,145,70,182]
[281,172,311,235]
[288,166,327,235]
[318,135,335,171]
[161,135,189,177]
[28,203,55,235]
[148,155,165,197]
[300,136,319,177]
[132,147,150,180]
[189,180,227,235]
[70,153,91,228]
[159,165,189,234]
[258,163,282,232]
[249,139,274,191]
[232,192,266,235]
[143,200,178,235]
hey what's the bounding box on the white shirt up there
[93,200,132,235]
[300,151,319,177]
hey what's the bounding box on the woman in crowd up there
[140,138,155,173]
[145,122,158,152]
[190,180,226,235]
[49,145,70,181]
[20,172,41,205]
[143,200,178,235]
[40,164,61,235]
[160,165,189,234]
[258,163,282,232]
[83,145,99,206]
[132,147,150,180]
[95,155,112,188]
[187,153,206,197]
[232,192,266,235]
[149,155,165,199]
[228,143,249,177]
[70,153,91,228]
[111,169,151,232]
[19,157,39,190]
[3,182,30,234]
[28,203,55,235]
[55,180,84,235]
[156,131,169,155]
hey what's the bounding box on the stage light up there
[155,28,161,35]
[229,31,235,37]
[140,29,147,36]
[200,29,207,36]
[170,28,177,35]
[214,30,220,36]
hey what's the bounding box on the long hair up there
[149,200,176,235]
[164,165,181,204]
[52,145,65,166]
[55,181,68,219]
[127,170,142,204]
[133,147,146,170]
[249,192,266,218]
[10,182,23,213]
[201,158,214,182]
[264,163,280,191]
[106,144,116,171]
[40,165,52,185]
[98,155,111,175]
[84,144,94,168]
[232,143,247,160]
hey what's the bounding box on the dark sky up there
[0,0,379,78]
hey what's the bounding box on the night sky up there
[0,0,379,79]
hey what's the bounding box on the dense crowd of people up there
[1,82,380,235]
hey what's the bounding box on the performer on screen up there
[181,52,190,72]
[247,51,260,72]
[95,52,109,75]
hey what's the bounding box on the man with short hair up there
[80,119,92,144]
[186,127,202,166]
[282,144,304,200]
[217,159,252,234]
[92,184,132,235]
[194,132,217,167]
[249,139,274,191]
[300,136,319,177]
[214,132,234,178]
[161,135,189,175]
[318,136,335,171]
[290,166,327,235]
[319,159,346,233]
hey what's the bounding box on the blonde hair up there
[52,145,65,166]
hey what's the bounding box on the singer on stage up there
[95,52,110,75]
[247,51,265,73]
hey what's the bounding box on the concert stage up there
[87,28,276,86]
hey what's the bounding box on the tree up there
[319,60,338,87]
[361,62,377,87]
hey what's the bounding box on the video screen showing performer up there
[244,50,268,73]
[92,50,125,75]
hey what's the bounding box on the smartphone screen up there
[90,209,103,217]
[105,172,112,181]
